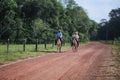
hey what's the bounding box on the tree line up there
[0,0,119,44]
[98,8,120,41]
[0,0,99,43]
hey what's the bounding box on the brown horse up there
[56,38,62,53]
[72,38,78,52]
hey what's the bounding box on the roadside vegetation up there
[99,40,120,80]
[0,42,87,65]
[0,43,71,65]
[112,40,120,79]
[103,40,120,80]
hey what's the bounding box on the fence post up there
[52,39,54,48]
[44,40,47,49]
[35,39,38,52]
[7,38,9,53]
[23,39,26,52]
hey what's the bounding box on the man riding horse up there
[71,31,79,47]
[55,29,63,45]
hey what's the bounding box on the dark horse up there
[56,38,62,53]
[72,38,78,52]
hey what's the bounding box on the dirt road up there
[0,42,112,80]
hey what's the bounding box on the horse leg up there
[72,46,75,52]
[59,46,61,53]
[57,46,59,53]
[57,45,60,53]
[75,45,78,52]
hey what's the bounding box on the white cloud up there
[75,0,120,23]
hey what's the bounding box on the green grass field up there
[0,43,71,65]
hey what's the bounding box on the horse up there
[72,38,78,52]
[56,38,62,53]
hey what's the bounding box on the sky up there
[74,0,120,23]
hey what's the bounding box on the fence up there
[0,39,56,53]
[0,38,70,54]
[104,40,120,45]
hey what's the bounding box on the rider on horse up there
[55,29,63,45]
[71,31,79,47]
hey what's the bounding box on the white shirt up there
[72,34,79,40]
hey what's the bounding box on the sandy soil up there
[0,42,112,80]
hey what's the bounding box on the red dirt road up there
[0,42,112,80]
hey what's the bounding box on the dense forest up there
[0,0,120,43]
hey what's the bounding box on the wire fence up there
[0,39,55,53]
[105,40,120,45]
[0,38,70,54]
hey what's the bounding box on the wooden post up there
[7,38,9,53]
[35,39,38,52]
[52,39,54,48]
[23,39,26,52]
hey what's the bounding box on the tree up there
[108,8,120,39]
[89,20,99,40]
[0,0,97,43]
[0,0,18,40]
[97,8,120,40]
